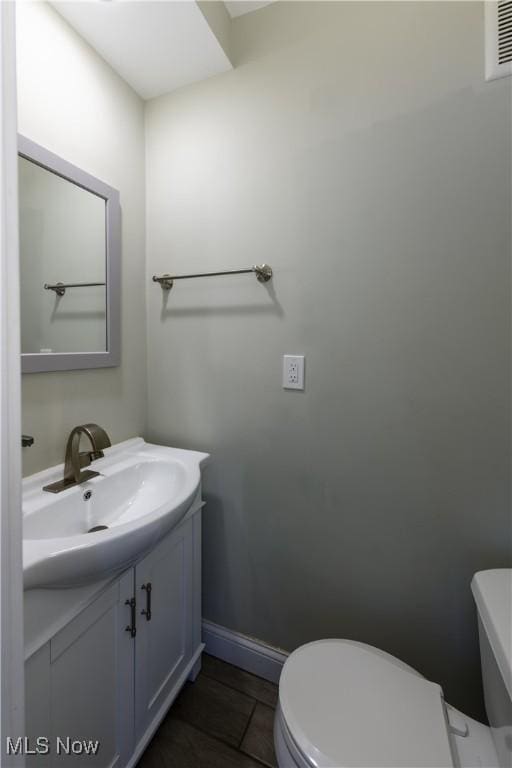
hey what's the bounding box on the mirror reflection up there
[19,156,107,355]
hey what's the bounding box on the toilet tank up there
[471,570,512,768]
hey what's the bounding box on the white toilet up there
[274,569,512,768]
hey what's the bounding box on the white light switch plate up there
[283,355,305,390]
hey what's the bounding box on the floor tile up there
[137,717,265,768]
[240,703,277,768]
[171,673,256,747]
[202,655,279,709]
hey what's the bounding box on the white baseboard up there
[202,620,288,684]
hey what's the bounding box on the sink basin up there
[23,438,209,589]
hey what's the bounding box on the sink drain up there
[88,525,109,533]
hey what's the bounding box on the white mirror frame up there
[18,135,121,373]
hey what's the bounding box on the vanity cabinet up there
[24,504,203,768]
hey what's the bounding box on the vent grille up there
[485,1,512,81]
[498,1,512,63]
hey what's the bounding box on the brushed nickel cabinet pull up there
[125,597,136,637]
[141,583,152,621]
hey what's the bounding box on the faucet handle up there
[78,451,94,469]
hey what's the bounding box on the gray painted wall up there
[146,1,511,718]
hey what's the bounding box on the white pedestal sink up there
[23,438,209,589]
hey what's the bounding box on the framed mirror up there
[18,135,120,373]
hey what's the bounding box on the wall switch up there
[283,355,305,390]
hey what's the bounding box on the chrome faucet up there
[43,423,112,493]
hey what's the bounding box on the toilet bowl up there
[274,569,512,768]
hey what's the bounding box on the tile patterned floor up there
[137,655,279,768]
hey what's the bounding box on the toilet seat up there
[277,639,455,768]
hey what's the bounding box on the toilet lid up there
[279,640,454,768]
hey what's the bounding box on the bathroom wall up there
[145,1,511,718]
[17,2,146,475]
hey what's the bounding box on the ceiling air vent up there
[485,1,512,80]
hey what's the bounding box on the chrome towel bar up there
[152,264,272,291]
[44,281,105,297]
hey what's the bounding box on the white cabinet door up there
[25,643,51,768]
[134,518,193,742]
[26,571,135,768]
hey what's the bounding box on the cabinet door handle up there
[125,597,136,637]
[141,582,152,621]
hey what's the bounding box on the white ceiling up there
[224,1,274,18]
[52,1,233,100]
